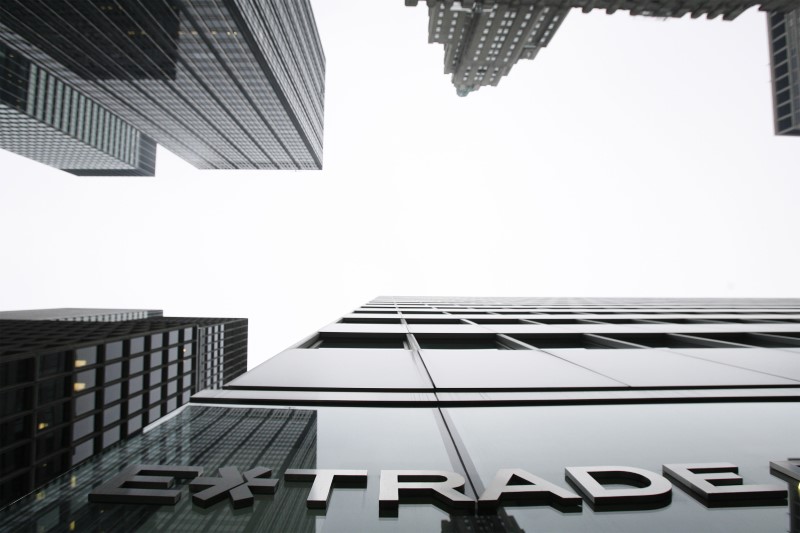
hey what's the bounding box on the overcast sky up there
[1,2,799,368]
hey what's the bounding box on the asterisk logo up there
[189,466,278,508]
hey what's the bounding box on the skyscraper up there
[768,9,800,135]
[410,1,568,96]
[0,42,156,176]
[0,309,247,506]
[0,0,325,173]
[3,297,800,532]
[0,308,163,322]
[409,0,800,96]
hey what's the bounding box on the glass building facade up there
[0,310,247,507]
[0,0,324,172]
[2,297,800,531]
[769,8,800,135]
[0,42,156,176]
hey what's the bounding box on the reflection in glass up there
[447,403,800,532]
[0,406,461,532]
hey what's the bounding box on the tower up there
[0,309,247,506]
[0,0,325,173]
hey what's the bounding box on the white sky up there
[1,2,799,368]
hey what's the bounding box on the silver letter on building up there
[478,468,581,512]
[664,462,786,505]
[379,470,474,512]
[565,466,672,508]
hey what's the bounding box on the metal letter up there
[770,459,800,533]
[379,470,474,511]
[478,468,581,512]
[770,458,800,484]
[88,465,203,505]
[664,462,786,505]
[284,469,368,509]
[565,466,672,507]
[190,466,278,509]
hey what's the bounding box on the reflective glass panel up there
[230,349,432,390]
[1,406,461,532]
[75,346,97,366]
[105,342,122,360]
[130,337,145,354]
[104,362,122,383]
[130,356,144,375]
[446,402,800,532]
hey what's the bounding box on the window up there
[105,342,122,360]
[0,359,34,387]
[105,383,121,404]
[39,352,68,377]
[312,335,407,349]
[510,334,628,349]
[130,337,145,354]
[130,356,144,374]
[339,317,402,324]
[468,318,532,325]
[75,346,97,366]
[150,334,163,349]
[414,334,511,350]
[74,393,95,416]
[104,362,122,382]
[687,332,800,348]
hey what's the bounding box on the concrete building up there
[409,0,800,96]
[2,297,800,532]
[0,0,325,173]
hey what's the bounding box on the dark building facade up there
[0,0,325,173]
[768,9,800,135]
[409,1,800,96]
[0,308,163,322]
[0,309,247,507]
[2,297,800,532]
[0,42,156,176]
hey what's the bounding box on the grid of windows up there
[0,309,162,323]
[0,0,324,171]
[0,312,247,507]
[0,41,155,176]
[1,406,317,532]
[413,0,800,96]
[220,297,800,400]
[768,9,800,135]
